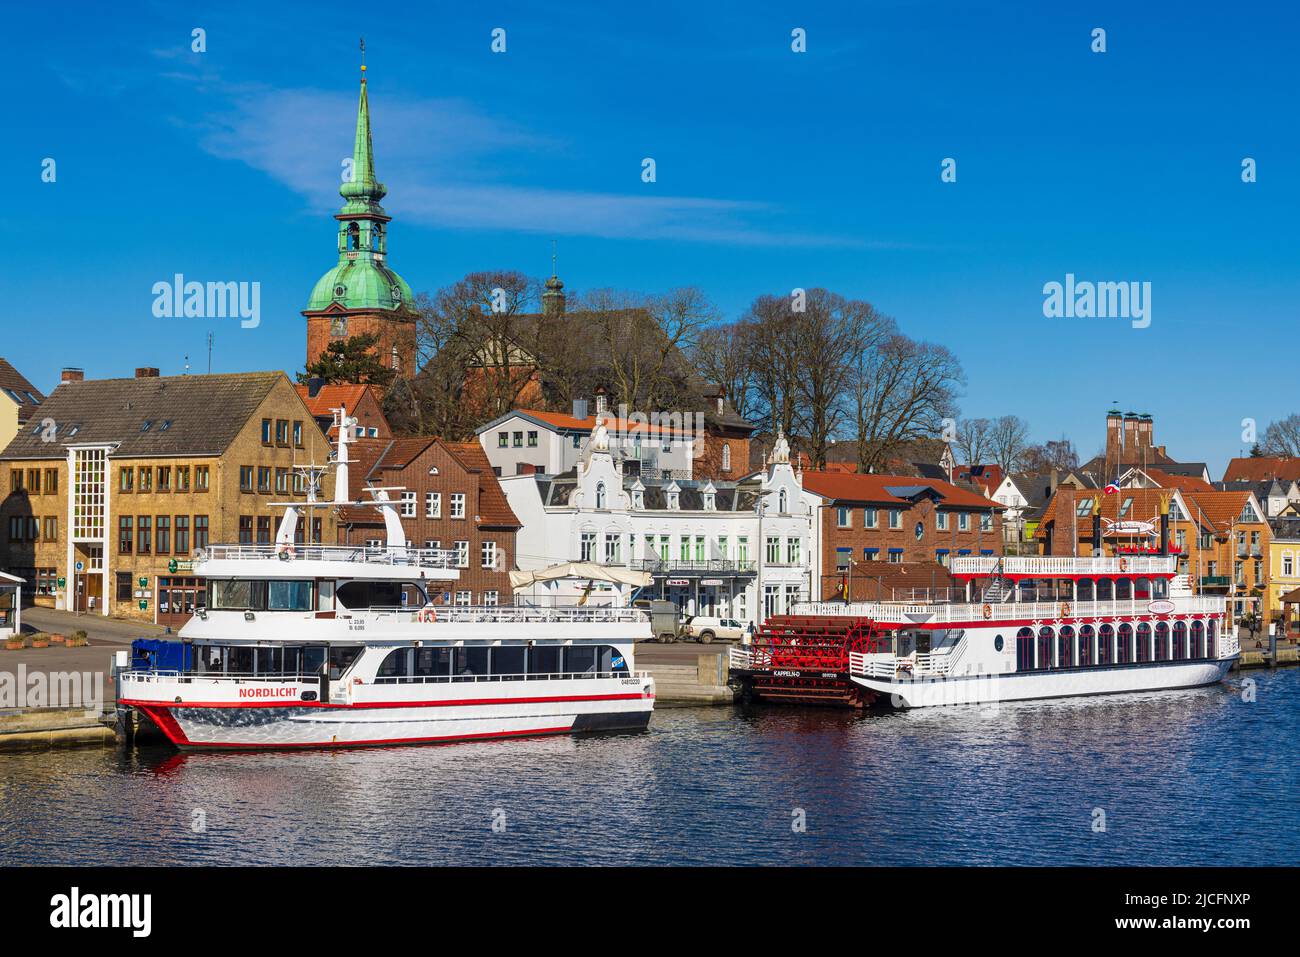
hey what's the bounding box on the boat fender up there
[417,606,437,623]
[1060,601,1071,618]
[1118,557,1128,572]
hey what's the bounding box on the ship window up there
[598,645,629,674]
[268,580,313,611]
[1207,618,1217,658]
[528,645,561,677]
[564,645,597,675]
[1115,578,1132,600]
[492,645,527,677]
[1016,627,1034,671]
[1116,623,1132,664]
[227,646,255,675]
[1173,621,1188,660]
[209,579,267,610]
[1037,627,1054,670]
[1135,623,1152,662]
[1191,619,1206,658]
[1096,578,1114,601]
[1154,622,1170,660]
[1076,579,1094,601]
[378,647,412,680]
[454,646,489,678]
[302,646,327,676]
[414,647,452,678]
[336,579,403,610]
[1086,625,1105,665]
[328,645,362,679]
[1079,625,1094,666]
[1057,626,1075,669]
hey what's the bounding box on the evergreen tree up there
[298,333,396,388]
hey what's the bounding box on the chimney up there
[1137,413,1153,450]
[1121,412,1140,463]
[61,368,84,383]
[1105,408,1122,475]
[135,367,160,378]
[308,376,326,399]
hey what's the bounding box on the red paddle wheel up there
[734,614,887,708]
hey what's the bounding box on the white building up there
[477,399,702,480]
[498,425,809,626]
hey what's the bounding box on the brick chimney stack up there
[135,367,160,378]
[1137,413,1153,451]
[1105,408,1123,476]
[1121,413,1139,462]
[61,368,84,383]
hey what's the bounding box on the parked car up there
[682,615,746,643]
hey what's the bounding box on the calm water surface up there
[1,669,1296,866]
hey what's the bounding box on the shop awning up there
[509,562,652,589]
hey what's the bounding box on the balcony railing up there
[1200,576,1229,587]
[628,559,757,574]
[201,544,457,569]
[950,555,1177,576]
[792,594,1226,624]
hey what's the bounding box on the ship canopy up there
[509,563,651,589]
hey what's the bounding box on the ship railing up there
[846,650,956,680]
[202,544,457,568]
[357,605,649,624]
[118,670,314,684]
[794,595,1226,624]
[950,555,1177,576]
[372,670,650,685]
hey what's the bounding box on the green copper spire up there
[305,49,413,315]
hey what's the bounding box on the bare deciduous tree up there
[1262,414,1300,457]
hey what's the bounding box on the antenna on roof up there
[207,332,214,374]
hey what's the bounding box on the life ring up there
[1118,557,1128,572]
[417,606,437,623]
[1060,601,1071,619]
[982,603,992,620]
[276,542,296,561]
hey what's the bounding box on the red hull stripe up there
[119,691,652,710]
[138,705,191,745]
[178,725,574,750]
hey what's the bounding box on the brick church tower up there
[303,58,416,376]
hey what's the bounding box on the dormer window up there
[632,489,644,509]
[703,491,716,510]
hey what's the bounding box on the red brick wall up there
[305,310,416,376]
[817,497,1002,599]
[694,431,751,482]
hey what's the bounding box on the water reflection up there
[0,672,1295,866]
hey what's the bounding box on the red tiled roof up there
[1183,490,1263,530]
[293,383,377,419]
[1142,468,1214,493]
[447,441,521,528]
[1035,487,1216,539]
[1223,456,1300,483]
[801,471,1002,510]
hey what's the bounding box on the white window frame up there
[426,491,441,518]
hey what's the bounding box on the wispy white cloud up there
[178,72,878,247]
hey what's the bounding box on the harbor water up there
[1,668,1295,866]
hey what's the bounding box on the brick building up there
[0,369,335,626]
[336,437,520,606]
[800,471,1003,601]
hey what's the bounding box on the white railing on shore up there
[358,605,649,625]
[793,595,1226,624]
[201,544,456,568]
[950,555,1176,576]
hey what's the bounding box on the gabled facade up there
[498,427,809,625]
[0,358,45,453]
[294,381,391,440]
[335,437,520,605]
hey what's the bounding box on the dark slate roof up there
[0,372,284,460]
[535,471,757,511]
[0,358,45,424]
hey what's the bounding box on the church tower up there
[304,54,416,377]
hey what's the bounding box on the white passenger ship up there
[731,555,1237,709]
[116,414,655,750]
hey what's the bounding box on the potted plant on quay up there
[30,633,50,649]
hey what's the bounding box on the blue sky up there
[4,0,1297,474]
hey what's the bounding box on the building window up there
[580,532,597,562]
[836,507,850,528]
[239,466,254,492]
[455,590,471,606]
[426,492,441,518]
[257,467,272,493]
[44,468,58,494]
[835,547,851,571]
[722,443,731,472]
[43,516,57,540]
[1284,552,1294,577]
[175,516,190,554]
[513,431,523,448]
[261,418,272,445]
[737,536,749,563]
[400,491,416,517]
[195,465,209,491]
[937,511,948,531]
[454,541,469,568]
[527,431,538,448]
[137,516,151,554]
[156,515,170,554]
[119,467,133,493]
[786,538,801,564]
[483,590,498,607]
[778,489,788,513]
[679,537,691,562]
[118,516,133,554]
[239,516,253,545]
[157,466,171,492]
[695,535,706,561]
[481,540,498,568]
[766,536,780,564]
[959,513,970,531]
[889,509,902,529]
[256,516,272,545]
[865,508,877,528]
[293,421,304,447]
[116,572,133,603]
[275,468,291,494]
[451,493,466,519]
[604,534,621,565]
